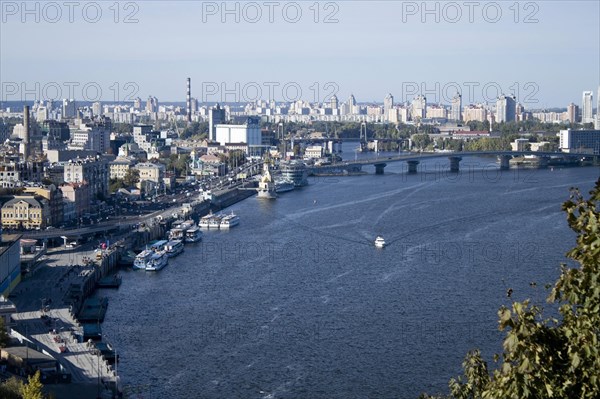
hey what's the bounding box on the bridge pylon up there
[448,156,462,173]
[374,163,387,175]
[499,155,511,170]
[407,160,419,174]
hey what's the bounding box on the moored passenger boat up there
[184,226,203,243]
[281,161,308,187]
[219,212,240,229]
[168,227,185,241]
[165,240,184,257]
[199,214,212,229]
[208,215,223,229]
[275,178,295,193]
[145,251,168,271]
[133,249,154,270]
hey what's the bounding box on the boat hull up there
[146,253,168,271]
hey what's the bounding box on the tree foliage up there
[20,370,44,399]
[109,178,125,194]
[180,121,209,140]
[217,150,246,169]
[123,169,140,188]
[463,137,512,152]
[422,179,600,399]
[0,377,23,399]
[412,134,432,150]
[159,154,191,177]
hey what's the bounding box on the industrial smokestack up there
[186,78,192,123]
[23,105,30,159]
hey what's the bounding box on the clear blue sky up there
[1,1,599,107]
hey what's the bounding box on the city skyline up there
[1,1,599,107]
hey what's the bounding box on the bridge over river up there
[311,151,595,175]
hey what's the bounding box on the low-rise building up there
[511,138,530,151]
[134,162,165,185]
[304,145,324,159]
[64,156,109,200]
[225,143,248,153]
[559,129,600,154]
[452,131,491,140]
[23,185,64,226]
[118,142,147,160]
[196,154,227,176]
[0,160,44,189]
[60,183,91,220]
[1,196,49,230]
[109,157,135,180]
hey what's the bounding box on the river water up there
[99,146,599,398]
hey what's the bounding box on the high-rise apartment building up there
[411,95,427,120]
[384,94,394,114]
[450,93,462,121]
[567,103,580,124]
[209,104,226,141]
[62,99,76,119]
[496,95,516,123]
[582,91,594,124]
[330,95,339,110]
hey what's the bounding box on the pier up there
[9,243,124,398]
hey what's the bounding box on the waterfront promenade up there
[10,243,120,399]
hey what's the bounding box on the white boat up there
[184,227,203,243]
[145,251,168,271]
[133,249,154,270]
[281,161,308,187]
[165,240,184,257]
[208,215,222,229]
[150,240,168,252]
[275,179,295,193]
[374,236,386,248]
[168,227,185,241]
[199,214,212,229]
[169,220,195,239]
[219,212,239,229]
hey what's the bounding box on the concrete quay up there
[10,243,122,398]
[6,195,244,398]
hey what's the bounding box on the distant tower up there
[495,94,516,123]
[186,78,192,123]
[23,105,30,159]
[345,94,357,115]
[567,103,579,124]
[596,86,600,130]
[330,94,339,110]
[209,104,225,142]
[384,93,394,113]
[451,93,462,121]
[411,95,427,120]
[582,90,593,124]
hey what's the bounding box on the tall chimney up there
[23,105,30,159]
[186,78,192,123]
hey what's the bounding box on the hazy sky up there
[1,1,599,107]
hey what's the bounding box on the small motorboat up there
[374,236,386,248]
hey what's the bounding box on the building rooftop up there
[3,196,42,209]
[1,346,57,364]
